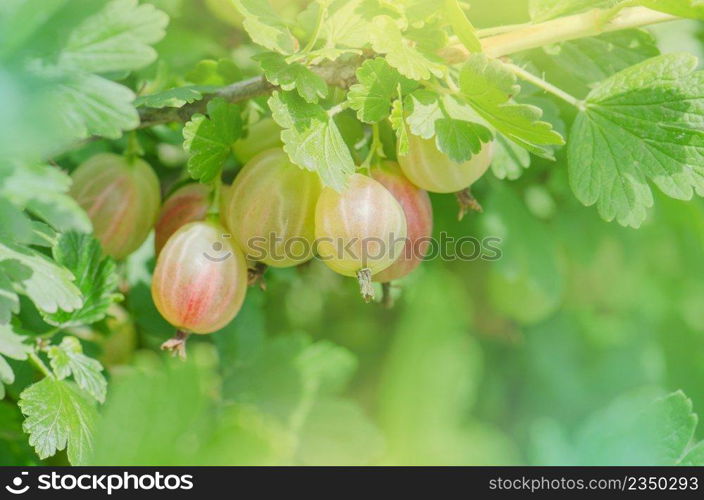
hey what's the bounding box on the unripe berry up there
[371,162,433,283]
[151,221,247,334]
[222,148,321,268]
[315,174,407,278]
[154,183,211,256]
[398,134,495,193]
[70,153,160,260]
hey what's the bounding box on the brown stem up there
[137,56,365,129]
[247,262,268,290]
[161,330,190,360]
[356,268,375,303]
[455,188,483,221]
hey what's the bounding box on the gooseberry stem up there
[456,188,483,221]
[357,268,375,303]
[505,63,585,109]
[161,330,190,360]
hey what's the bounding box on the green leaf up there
[544,30,660,86]
[43,233,122,328]
[233,0,298,55]
[0,271,20,325]
[404,90,492,162]
[347,58,416,123]
[0,324,31,399]
[0,163,91,233]
[316,0,373,50]
[134,86,210,108]
[575,390,699,465]
[183,98,243,183]
[0,242,82,316]
[269,91,355,191]
[390,97,409,156]
[19,377,97,464]
[255,52,328,104]
[568,53,704,228]
[492,133,532,180]
[435,118,493,163]
[405,90,444,139]
[48,336,107,403]
[442,0,481,53]
[370,15,444,81]
[58,0,168,74]
[459,54,565,158]
[54,73,139,140]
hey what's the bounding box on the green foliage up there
[568,53,704,228]
[19,377,97,465]
[4,0,704,468]
[183,98,243,182]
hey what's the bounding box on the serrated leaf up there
[44,232,122,328]
[55,73,139,140]
[347,58,417,123]
[19,377,97,464]
[255,52,328,104]
[679,441,704,465]
[0,242,82,315]
[492,133,531,180]
[317,0,373,50]
[459,54,565,157]
[234,0,298,55]
[575,390,699,465]
[183,98,243,183]
[435,118,493,163]
[48,336,107,403]
[568,53,704,228]
[269,91,354,191]
[135,86,210,108]
[405,90,444,139]
[0,324,31,398]
[370,15,444,81]
[390,98,409,156]
[58,0,168,74]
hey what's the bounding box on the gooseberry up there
[70,153,161,260]
[154,182,211,255]
[151,220,248,336]
[398,134,494,193]
[315,173,407,301]
[371,162,433,283]
[222,148,321,268]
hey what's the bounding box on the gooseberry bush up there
[3,0,704,466]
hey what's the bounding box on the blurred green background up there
[2,0,704,466]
